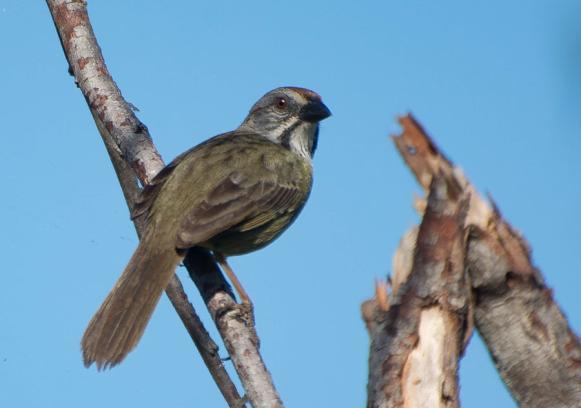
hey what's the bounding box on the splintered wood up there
[364,114,581,408]
[366,175,469,408]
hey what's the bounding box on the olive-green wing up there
[131,133,234,221]
[175,167,306,249]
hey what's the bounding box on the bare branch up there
[48,0,164,183]
[185,248,283,408]
[45,1,283,406]
[466,207,581,407]
[366,175,471,408]
[392,114,581,407]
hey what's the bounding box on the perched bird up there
[82,87,331,369]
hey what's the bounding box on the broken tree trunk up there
[364,175,472,408]
[365,114,581,407]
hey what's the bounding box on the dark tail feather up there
[81,236,183,369]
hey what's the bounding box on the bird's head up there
[239,87,331,159]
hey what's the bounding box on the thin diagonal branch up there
[46,0,253,405]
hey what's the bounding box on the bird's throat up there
[283,122,318,160]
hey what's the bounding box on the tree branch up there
[365,175,471,408]
[465,204,581,407]
[391,114,581,407]
[46,1,282,406]
[185,248,283,408]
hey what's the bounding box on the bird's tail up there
[81,233,183,369]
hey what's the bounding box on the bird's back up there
[136,132,313,256]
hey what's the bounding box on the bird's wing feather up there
[129,131,308,250]
[131,133,235,221]
[131,148,195,221]
[175,167,305,249]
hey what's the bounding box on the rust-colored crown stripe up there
[286,87,322,102]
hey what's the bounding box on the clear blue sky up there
[1,1,580,407]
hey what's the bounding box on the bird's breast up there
[203,207,304,256]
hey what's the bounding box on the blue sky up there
[1,1,580,407]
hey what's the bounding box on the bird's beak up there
[299,100,332,123]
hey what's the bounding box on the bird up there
[81,86,331,369]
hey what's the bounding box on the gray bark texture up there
[467,212,581,407]
[46,1,283,406]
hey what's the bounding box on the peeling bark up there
[386,114,581,407]
[46,1,282,406]
[366,176,471,408]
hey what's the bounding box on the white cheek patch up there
[289,122,317,160]
[272,118,296,140]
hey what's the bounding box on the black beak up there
[299,100,332,123]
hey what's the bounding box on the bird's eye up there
[275,97,287,110]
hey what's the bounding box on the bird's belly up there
[201,212,298,256]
